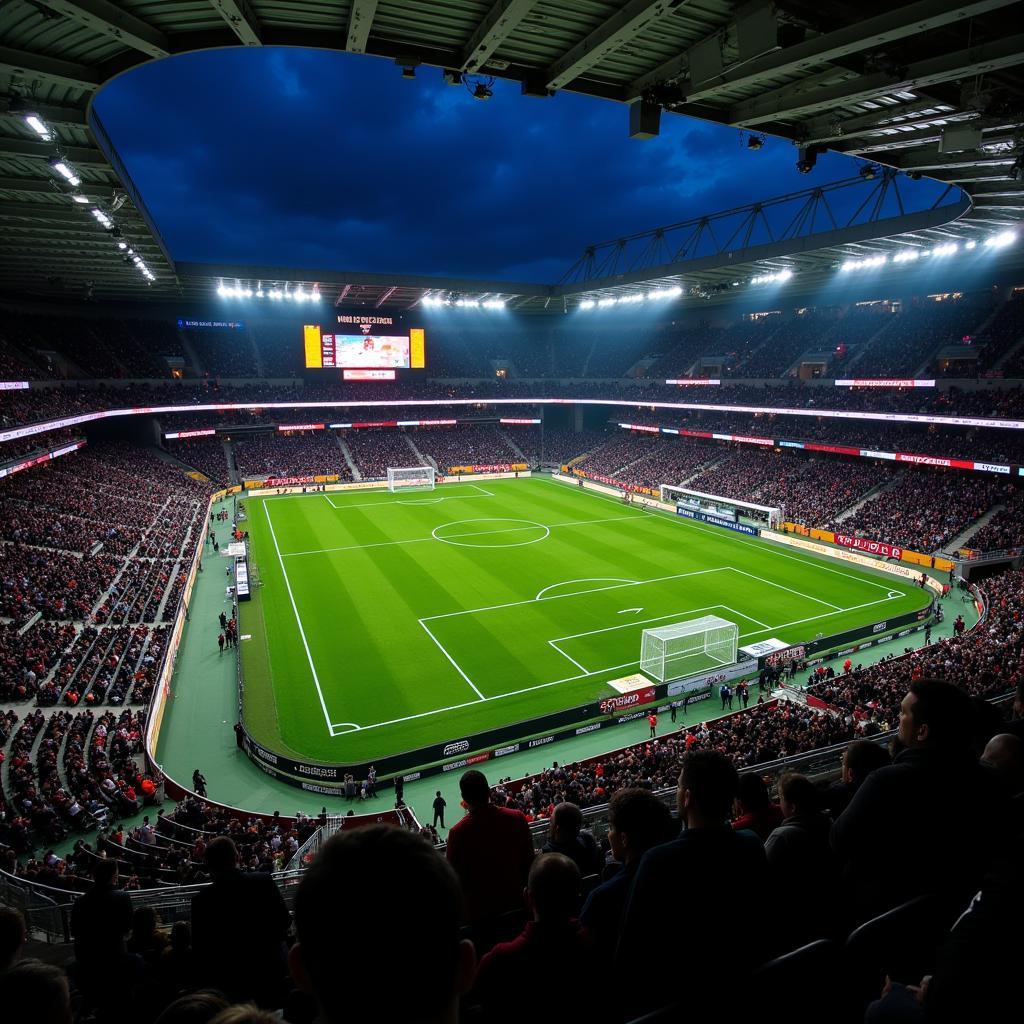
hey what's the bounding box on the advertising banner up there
[835,534,903,560]
[675,507,760,536]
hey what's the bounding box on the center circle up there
[431,518,551,548]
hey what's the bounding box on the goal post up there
[387,466,436,492]
[640,615,739,682]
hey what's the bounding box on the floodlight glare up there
[984,231,1016,249]
[579,299,596,310]
[71,194,88,204]
[597,297,617,307]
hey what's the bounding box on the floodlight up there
[579,299,596,310]
[984,231,1016,249]
[72,194,88,204]
[24,114,51,140]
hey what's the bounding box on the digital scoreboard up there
[304,315,425,372]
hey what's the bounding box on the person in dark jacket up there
[190,837,290,1007]
[832,679,1004,920]
[471,853,601,1023]
[580,788,674,955]
[820,738,891,818]
[765,772,836,945]
[541,802,601,877]
[731,772,784,842]
[617,750,771,1018]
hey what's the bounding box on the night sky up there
[95,47,937,284]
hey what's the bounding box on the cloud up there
[94,48,943,283]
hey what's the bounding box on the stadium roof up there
[1,0,1022,307]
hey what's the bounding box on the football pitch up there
[239,476,931,765]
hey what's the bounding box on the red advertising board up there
[835,534,903,559]
[599,687,656,714]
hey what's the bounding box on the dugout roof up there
[1,1,1023,307]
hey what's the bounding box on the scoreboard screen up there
[304,318,425,371]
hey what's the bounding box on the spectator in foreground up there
[471,853,601,1022]
[290,825,475,1024]
[70,858,135,1010]
[820,738,891,818]
[541,801,602,877]
[617,750,770,1017]
[832,679,1003,919]
[0,907,26,971]
[731,772,784,841]
[445,770,535,925]
[190,837,290,1007]
[580,788,673,955]
[0,959,72,1024]
[153,991,230,1024]
[765,772,836,945]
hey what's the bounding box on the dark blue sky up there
[95,48,931,283]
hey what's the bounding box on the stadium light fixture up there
[751,269,793,285]
[24,114,52,141]
[965,240,977,250]
[91,208,111,228]
[892,250,920,263]
[117,241,127,249]
[618,293,644,304]
[50,159,81,186]
[930,242,958,257]
[579,299,596,310]
[597,297,617,308]
[481,298,506,309]
[840,255,888,272]
[71,194,89,204]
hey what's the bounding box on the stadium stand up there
[232,432,351,480]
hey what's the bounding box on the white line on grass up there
[541,477,900,596]
[548,639,589,673]
[263,502,337,738]
[324,484,495,510]
[282,512,645,557]
[727,567,842,612]
[336,592,902,734]
[418,619,486,700]
[535,577,639,600]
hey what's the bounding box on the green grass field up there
[239,476,931,765]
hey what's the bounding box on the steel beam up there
[0,46,100,91]
[0,175,113,197]
[459,0,539,73]
[545,0,685,91]
[209,0,262,47]
[0,136,108,167]
[34,1,170,58]
[0,97,89,127]
[375,286,397,308]
[345,0,379,55]
[888,146,1018,171]
[730,33,1024,127]
[801,103,972,148]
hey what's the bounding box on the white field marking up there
[282,512,643,558]
[727,567,842,612]
[548,639,589,673]
[541,476,900,597]
[418,619,485,700]
[432,518,550,548]
[323,483,495,510]
[619,607,643,614]
[535,577,639,601]
[263,501,336,737]
[333,722,360,732]
[336,593,902,734]
[421,568,728,623]
[549,603,765,644]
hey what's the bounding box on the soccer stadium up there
[1,3,1023,1022]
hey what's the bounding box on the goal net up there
[640,615,739,682]
[387,466,436,492]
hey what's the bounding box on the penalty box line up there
[333,592,901,735]
[323,483,495,510]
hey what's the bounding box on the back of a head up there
[608,788,673,857]
[528,852,581,921]
[204,836,239,874]
[93,858,118,886]
[982,733,1024,792]
[459,769,490,806]
[154,990,231,1024]
[777,772,819,815]
[0,906,26,971]
[0,959,71,1024]
[679,750,739,824]
[551,802,583,838]
[293,825,464,1023]
[908,679,974,748]
[208,1005,281,1024]
[844,739,890,786]
[736,773,771,812]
